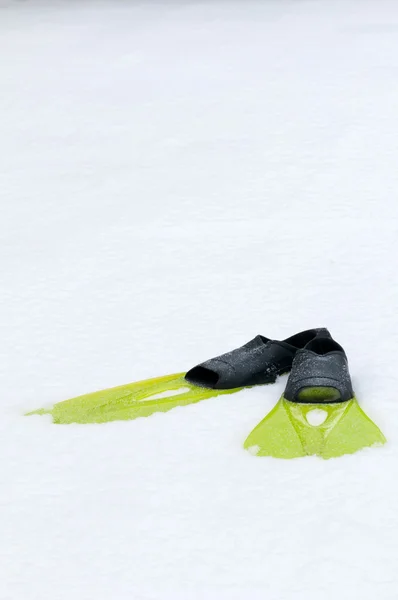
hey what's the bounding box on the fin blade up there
[26,373,242,424]
[244,397,386,460]
[321,399,386,459]
[244,399,306,458]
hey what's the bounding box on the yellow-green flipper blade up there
[244,394,386,460]
[27,373,242,424]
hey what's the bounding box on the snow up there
[305,408,328,427]
[1,0,398,598]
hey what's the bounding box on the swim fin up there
[27,328,329,425]
[244,337,386,459]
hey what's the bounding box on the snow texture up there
[1,0,398,598]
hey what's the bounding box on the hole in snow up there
[306,408,328,426]
[144,387,191,401]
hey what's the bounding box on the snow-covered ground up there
[2,0,398,598]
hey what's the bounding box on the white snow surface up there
[1,1,398,598]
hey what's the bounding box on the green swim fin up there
[244,396,386,459]
[244,335,386,459]
[27,373,242,424]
